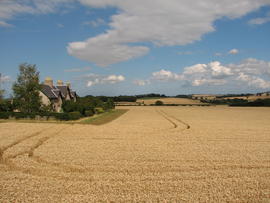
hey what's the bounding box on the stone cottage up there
[40,77,77,112]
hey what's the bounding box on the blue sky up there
[0,0,270,96]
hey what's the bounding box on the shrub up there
[155,100,164,106]
[0,112,9,119]
[95,107,104,114]
[13,112,26,119]
[85,110,94,117]
[54,113,70,121]
[68,111,82,120]
[0,100,14,112]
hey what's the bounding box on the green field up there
[81,109,129,125]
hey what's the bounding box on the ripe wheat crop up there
[0,106,269,202]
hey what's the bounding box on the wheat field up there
[0,106,270,202]
[137,97,203,105]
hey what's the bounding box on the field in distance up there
[136,97,203,105]
[0,106,269,202]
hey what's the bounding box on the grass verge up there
[81,109,128,125]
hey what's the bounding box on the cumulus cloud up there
[152,69,182,81]
[84,74,125,87]
[83,18,106,27]
[0,75,11,83]
[147,58,270,89]
[248,11,270,25]
[183,64,207,75]
[57,23,64,28]
[215,52,223,56]
[0,21,13,27]
[0,0,74,23]
[1,1,270,66]
[67,40,149,67]
[177,51,193,55]
[133,79,150,86]
[209,61,233,78]
[192,79,226,86]
[68,0,270,66]
[237,73,270,88]
[228,49,239,55]
[228,58,270,76]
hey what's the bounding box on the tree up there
[155,100,164,106]
[12,63,42,113]
[0,89,4,101]
[0,73,4,101]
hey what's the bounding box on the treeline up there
[201,98,270,107]
[87,93,168,103]
[175,94,192,98]
[87,94,195,102]
[62,96,114,117]
[216,93,253,98]
[229,99,270,107]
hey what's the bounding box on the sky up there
[0,0,270,97]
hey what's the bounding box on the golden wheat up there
[0,106,269,202]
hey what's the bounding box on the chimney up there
[44,77,53,87]
[57,80,64,86]
[66,82,71,88]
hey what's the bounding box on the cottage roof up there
[56,86,70,98]
[41,84,63,99]
[70,90,77,98]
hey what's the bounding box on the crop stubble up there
[0,106,269,202]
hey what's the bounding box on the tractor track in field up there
[0,129,49,162]
[157,110,191,131]
[156,110,177,128]
[0,125,96,180]
[1,126,70,176]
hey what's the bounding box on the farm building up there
[191,94,217,100]
[40,77,77,112]
[257,92,270,96]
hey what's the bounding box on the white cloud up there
[229,58,270,76]
[85,74,125,87]
[133,79,150,86]
[67,40,149,67]
[1,1,270,66]
[237,73,270,88]
[103,75,125,83]
[209,61,233,78]
[64,66,91,72]
[192,79,226,86]
[83,18,106,27]
[57,23,64,28]
[148,58,270,89]
[152,69,181,81]
[68,0,270,66]
[228,49,239,55]
[0,0,74,22]
[248,11,270,25]
[0,75,11,83]
[248,17,270,24]
[183,64,207,75]
[0,21,13,27]
[177,51,193,55]
[215,52,223,56]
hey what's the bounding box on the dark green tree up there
[12,63,42,113]
[0,74,4,101]
[0,90,4,101]
[155,100,164,106]
[103,98,115,110]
